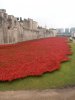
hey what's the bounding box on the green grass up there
[0,43,75,91]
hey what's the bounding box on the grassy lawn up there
[0,43,75,91]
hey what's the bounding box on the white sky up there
[0,0,75,28]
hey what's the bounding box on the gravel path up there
[0,87,75,100]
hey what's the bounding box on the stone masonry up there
[0,9,58,44]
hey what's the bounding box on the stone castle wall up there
[0,9,57,44]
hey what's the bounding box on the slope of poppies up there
[0,37,72,81]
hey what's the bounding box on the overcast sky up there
[0,0,75,28]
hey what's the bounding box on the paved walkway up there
[0,87,75,100]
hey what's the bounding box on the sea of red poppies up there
[0,37,72,81]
